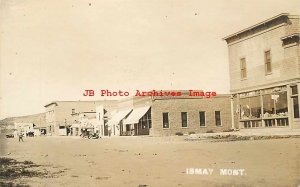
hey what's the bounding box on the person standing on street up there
[18,132,24,142]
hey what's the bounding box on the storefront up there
[106,109,133,136]
[123,106,151,136]
[237,84,300,129]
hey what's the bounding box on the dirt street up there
[1,136,299,187]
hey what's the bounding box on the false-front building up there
[224,13,300,129]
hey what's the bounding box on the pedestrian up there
[18,132,24,142]
[107,125,111,137]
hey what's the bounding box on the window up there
[142,120,147,129]
[263,94,274,115]
[72,109,75,114]
[275,92,288,114]
[292,86,298,95]
[240,96,262,119]
[140,110,152,129]
[250,96,261,118]
[199,112,206,127]
[265,50,272,74]
[148,112,152,128]
[293,97,299,118]
[126,124,130,131]
[240,98,251,119]
[215,111,221,126]
[162,113,169,128]
[263,91,288,116]
[291,86,299,118]
[240,88,289,128]
[240,58,247,79]
[181,112,188,127]
[47,110,54,122]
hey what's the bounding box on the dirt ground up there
[1,136,299,187]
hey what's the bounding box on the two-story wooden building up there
[44,100,117,135]
[224,13,300,129]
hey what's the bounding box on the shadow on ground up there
[0,157,64,187]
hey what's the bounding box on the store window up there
[275,92,288,115]
[250,96,261,118]
[240,87,288,128]
[293,98,299,118]
[291,86,299,118]
[240,98,251,119]
[263,92,288,116]
[292,86,298,95]
[126,124,130,131]
[263,94,274,117]
[140,110,151,129]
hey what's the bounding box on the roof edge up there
[44,100,118,108]
[223,13,290,41]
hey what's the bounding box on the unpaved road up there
[1,136,299,187]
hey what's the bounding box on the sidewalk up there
[187,128,300,141]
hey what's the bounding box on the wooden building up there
[224,13,300,129]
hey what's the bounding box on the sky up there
[0,0,299,119]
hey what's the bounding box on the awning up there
[123,106,150,124]
[107,108,133,125]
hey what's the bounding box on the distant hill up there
[0,113,46,129]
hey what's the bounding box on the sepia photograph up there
[0,0,299,186]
